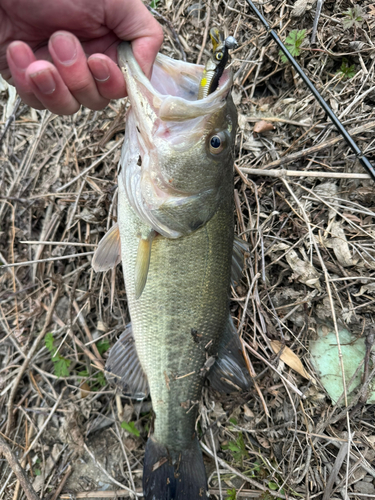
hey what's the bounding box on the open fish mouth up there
[118,42,237,239]
[119,42,232,125]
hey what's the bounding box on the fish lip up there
[118,41,232,126]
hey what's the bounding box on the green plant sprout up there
[225,488,237,500]
[222,432,248,467]
[45,332,71,378]
[121,420,140,437]
[279,29,306,63]
[338,58,356,79]
[96,339,110,355]
[342,6,367,30]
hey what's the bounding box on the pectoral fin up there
[105,324,149,400]
[208,316,252,393]
[92,223,121,272]
[134,230,155,299]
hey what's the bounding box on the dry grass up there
[1,1,375,499]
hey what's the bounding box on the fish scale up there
[118,176,233,448]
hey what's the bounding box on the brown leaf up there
[80,382,91,398]
[253,120,275,134]
[270,340,314,381]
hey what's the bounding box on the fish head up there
[118,42,237,238]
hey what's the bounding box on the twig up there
[5,287,60,435]
[83,443,142,497]
[0,435,39,500]
[39,301,104,370]
[60,491,141,499]
[256,120,375,170]
[201,442,300,500]
[20,240,97,247]
[0,251,94,269]
[240,168,371,179]
[20,389,66,462]
[56,141,121,192]
[322,442,349,500]
[196,2,211,65]
[242,340,305,398]
[50,465,72,500]
[147,7,186,61]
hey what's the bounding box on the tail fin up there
[143,437,207,500]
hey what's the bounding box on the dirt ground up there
[1,1,375,499]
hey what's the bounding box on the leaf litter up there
[1,0,375,499]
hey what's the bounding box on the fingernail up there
[30,69,56,94]
[8,43,32,70]
[89,58,110,82]
[51,33,77,65]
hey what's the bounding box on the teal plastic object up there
[310,325,375,405]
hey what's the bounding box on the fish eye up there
[209,133,225,154]
[216,52,223,61]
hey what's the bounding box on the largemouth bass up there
[93,37,250,500]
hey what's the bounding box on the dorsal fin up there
[134,230,155,299]
[92,223,121,272]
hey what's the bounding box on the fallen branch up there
[249,121,375,170]
[240,168,371,179]
[0,436,39,500]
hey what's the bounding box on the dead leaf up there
[80,382,91,398]
[243,404,254,419]
[325,221,354,267]
[353,282,375,297]
[270,340,314,381]
[253,120,275,134]
[291,0,316,17]
[285,249,321,290]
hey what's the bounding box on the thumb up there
[105,0,163,78]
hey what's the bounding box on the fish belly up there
[118,175,233,450]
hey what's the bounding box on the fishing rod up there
[244,0,375,182]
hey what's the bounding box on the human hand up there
[0,0,163,114]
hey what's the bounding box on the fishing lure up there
[198,28,237,99]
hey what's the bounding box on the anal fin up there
[208,316,252,393]
[92,223,121,272]
[105,324,149,400]
[135,229,155,299]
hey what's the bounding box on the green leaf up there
[338,58,356,79]
[225,488,237,500]
[342,6,366,30]
[77,369,89,377]
[96,339,110,355]
[34,469,41,476]
[222,433,248,465]
[150,0,158,8]
[121,421,140,437]
[94,371,107,388]
[279,29,306,63]
[52,356,71,378]
[45,333,56,354]
[268,481,278,490]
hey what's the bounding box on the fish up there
[93,37,251,500]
